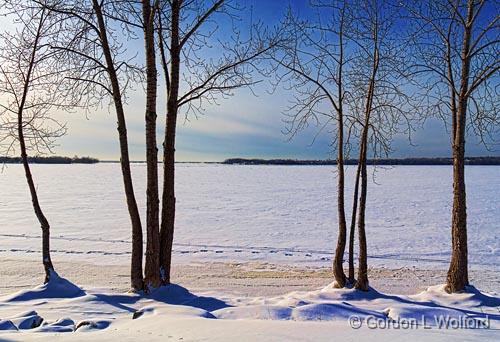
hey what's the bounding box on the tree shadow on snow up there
[147,284,231,312]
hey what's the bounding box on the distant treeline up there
[223,157,500,166]
[0,156,99,164]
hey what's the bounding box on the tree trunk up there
[355,45,378,292]
[16,10,54,284]
[348,157,362,284]
[159,0,180,285]
[446,1,473,292]
[447,122,468,292]
[142,0,161,289]
[93,0,144,292]
[355,131,369,291]
[333,126,347,288]
[332,12,347,288]
[19,133,54,284]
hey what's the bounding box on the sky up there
[1,1,499,162]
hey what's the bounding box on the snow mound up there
[148,284,230,312]
[9,311,44,329]
[214,305,293,320]
[412,284,500,308]
[386,305,467,322]
[291,302,386,321]
[0,320,17,331]
[2,270,85,302]
[35,317,75,332]
[133,304,215,320]
[74,319,111,332]
[214,298,387,321]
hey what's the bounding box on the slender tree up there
[268,1,351,287]
[346,0,413,291]
[155,0,278,284]
[0,5,68,283]
[27,0,146,291]
[407,0,499,292]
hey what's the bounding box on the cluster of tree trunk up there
[271,0,498,293]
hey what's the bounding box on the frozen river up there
[0,163,498,270]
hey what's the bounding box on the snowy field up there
[0,163,499,341]
[0,163,498,269]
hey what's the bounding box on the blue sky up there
[2,1,499,161]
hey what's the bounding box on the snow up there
[0,163,499,340]
[0,164,498,270]
[0,272,498,340]
[3,270,85,302]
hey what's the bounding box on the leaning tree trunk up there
[16,11,54,284]
[19,129,54,284]
[159,0,181,285]
[142,0,161,289]
[332,18,347,287]
[446,2,472,293]
[333,109,347,287]
[93,0,144,292]
[348,154,362,284]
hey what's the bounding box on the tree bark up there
[19,139,54,284]
[93,0,144,292]
[16,9,54,283]
[446,0,473,293]
[159,0,181,285]
[355,127,369,291]
[333,118,347,287]
[355,45,379,292]
[142,0,161,289]
[332,9,347,288]
[348,158,362,284]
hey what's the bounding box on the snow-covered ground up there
[0,164,498,269]
[0,163,499,340]
[0,271,498,341]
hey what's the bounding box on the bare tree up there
[26,0,146,291]
[268,1,351,287]
[406,0,499,292]
[346,0,413,291]
[155,0,278,285]
[0,4,68,283]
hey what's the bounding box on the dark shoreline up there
[0,156,99,164]
[2,156,499,165]
[222,157,500,166]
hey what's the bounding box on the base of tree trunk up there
[43,265,54,284]
[354,278,369,291]
[333,267,347,288]
[445,265,469,293]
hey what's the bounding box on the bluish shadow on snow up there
[147,284,231,312]
[1,271,85,302]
